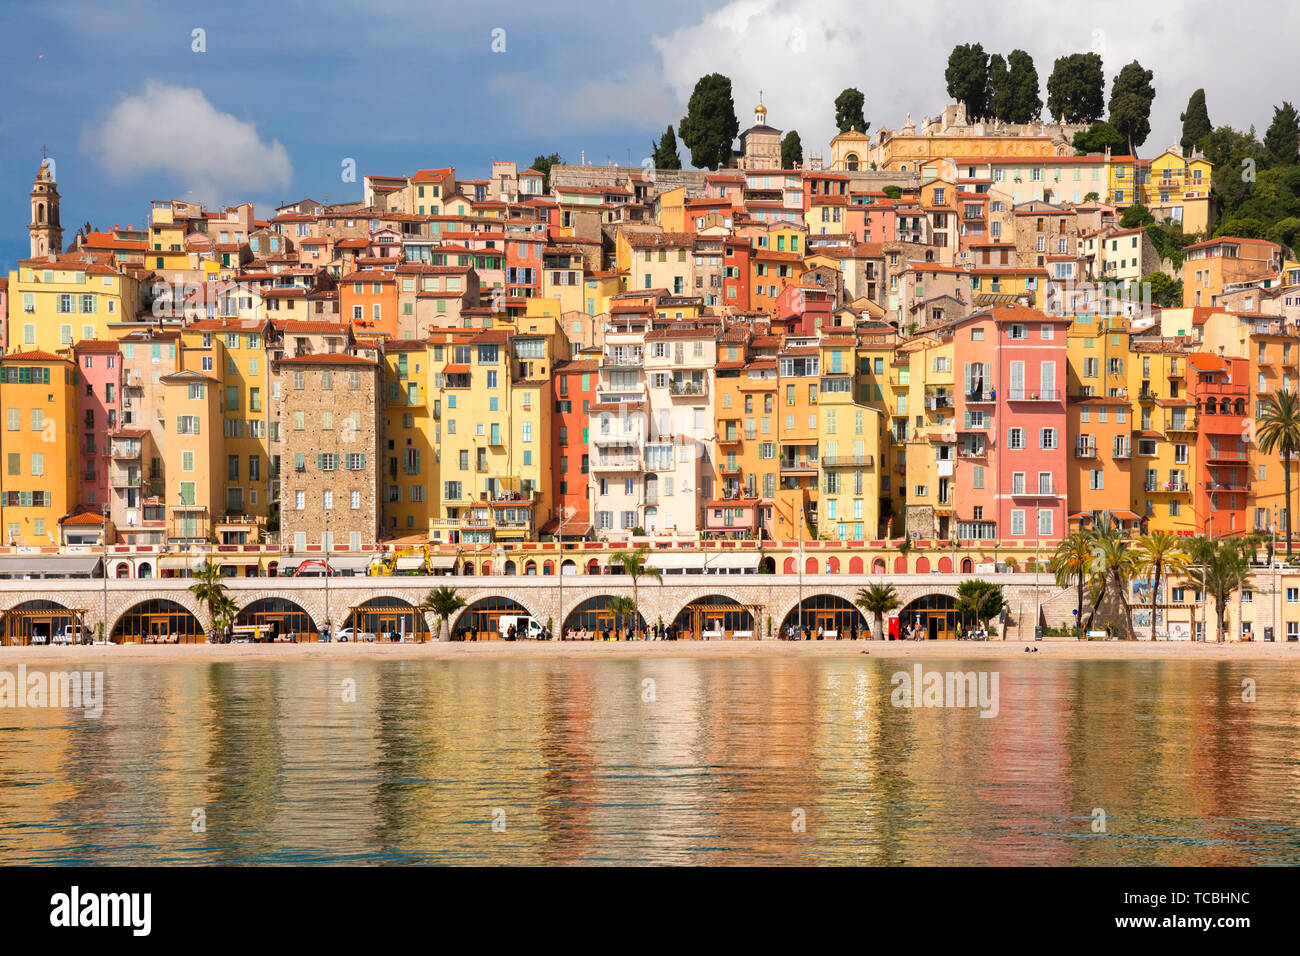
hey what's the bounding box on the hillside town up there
[2,89,1300,641]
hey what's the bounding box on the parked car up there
[335,626,376,643]
[52,625,90,645]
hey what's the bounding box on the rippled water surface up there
[1,657,1297,864]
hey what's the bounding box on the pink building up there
[72,340,124,512]
[954,305,1069,546]
[0,277,7,352]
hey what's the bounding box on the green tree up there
[1186,538,1250,642]
[1215,216,1270,240]
[1134,532,1191,641]
[986,54,1009,121]
[1264,102,1300,167]
[420,585,467,642]
[945,43,990,118]
[1119,203,1155,228]
[882,184,902,200]
[955,579,1006,634]
[1083,517,1138,639]
[1051,531,1094,638]
[1256,390,1300,558]
[609,547,660,638]
[1083,191,1100,201]
[1108,60,1156,154]
[1072,121,1126,154]
[1002,49,1042,123]
[678,73,740,170]
[1180,88,1212,154]
[1046,52,1105,124]
[652,125,682,169]
[1201,125,1268,217]
[607,596,639,637]
[1142,271,1182,307]
[1269,216,1300,252]
[854,584,900,641]
[530,153,562,193]
[780,130,803,169]
[834,87,868,134]
[187,560,229,633]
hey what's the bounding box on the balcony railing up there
[668,380,708,397]
[1074,445,1097,458]
[1006,388,1061,402]
[821,455,875,468]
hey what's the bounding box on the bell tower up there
[29,155,63,259]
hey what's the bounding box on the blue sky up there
[2,0,1296,271]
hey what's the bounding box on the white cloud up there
[82,81,292,206]
[650,0,1300,162]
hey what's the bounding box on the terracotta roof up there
[277,353,377,366]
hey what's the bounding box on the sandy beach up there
[3,638,1299,664]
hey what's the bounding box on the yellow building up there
[1066,313,1137,531]
[817,334,886,541]
[382,341,435,538]
[1129,341,1195,535]
[8,255,141,353]
[898,331,956,538]
[0,352,79,547]
[1138,147,1214,233]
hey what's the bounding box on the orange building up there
[1188,353,1250,538]
[340,269,399,337]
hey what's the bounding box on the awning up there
[160,555,210,572]
[427,554,458,570]
[704,552,762,570]
[329,555,374,573]
[0,555,103,578]
[647,552,707,570]
[395,555,425,571]
[215,554,261,567]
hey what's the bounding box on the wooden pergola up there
[0,605,90,646]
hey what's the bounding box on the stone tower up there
[29,159,63,259]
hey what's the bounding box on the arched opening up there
[938,556,953,573]
[846,154,859,171]
[112,599,203,644]
[524,560,537,576]
[872,557,887,573]
[673,595,757,640]
[348,597,429,642]
[894,556,908,573]
[826,556,840,574]
[759,556,776,574]
[915,556,930,573]
[644,505,658,533]
[849,556,863,574]
[563,595,646,639]
[804,556,817,574]
[561,559,577,575]
[481,560,493,576]
[961,557,974,573]
[37,203,45,223]
[457,595,530,641]
[899,593,959,641]
[1,599,77,646]
[461,561,475,576]
[586,558,600,575]
[115,563,131,579]
[783,556,796,574]
[138,562,153,579]
[779,594,867,640]
[237,597,317,642]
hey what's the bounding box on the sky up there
[1,0,1296,271]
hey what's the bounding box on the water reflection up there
[0,658,1297,865]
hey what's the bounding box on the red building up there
[1188,352,1250,537]
[722,237,751,310]
[547,357,598,537]
[70,339,124,513]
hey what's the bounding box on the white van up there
[53,625,90,645]
[498,615,548,641]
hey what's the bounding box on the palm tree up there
[1257,390,1300,558]
[1082,518,1138,639]
[855,584,900,640]
[607,596,638,638]
[1186,539,1250,642]
[420,585,466,642]
[609,547,660,640]
[187,560,228,633]
[1050,531,1093,639]
[956,579,1007,636]
[1133,532,1191,641]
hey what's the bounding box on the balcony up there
[1166,416,1196,432]
[925,395,954,410]
[668,379,708,398]
[958,446,987,459]
[1205,449,1249,462]
[110,473,142,488]
[821,455,875,468]
[719,461,743,475]
[110,442,142,460]
[591,455,642,472]
[600,350,643,369]
[1006,388,1061,402]
[965,390,995,404]
[1145,479,1188,493]
[591,429,644,447]
[1010,484,1057,498]
[1113,444,1132,459]
[1074,444,1097,458]
[779,459,819,475]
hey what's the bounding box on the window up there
[1007,427,1025,450]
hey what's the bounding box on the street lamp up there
[557,505,574,640]
[100,502,109,645]
[323,509,331,640]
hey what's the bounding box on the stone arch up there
[110,597,205,643]
[563,595,646,636]
[899,591,959,640]
[449,590,545,633]
[1,598,75,646]
[776,593,867,638]
[348,595,429,640]
[454,595,532,641]
[672,593,757,640]
[237,597,318,639]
